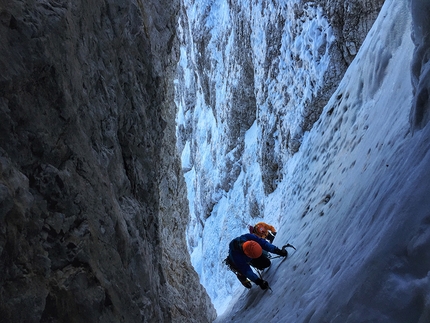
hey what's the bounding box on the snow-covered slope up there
[177,0,430,321]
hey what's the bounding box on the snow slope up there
[179,0,430,321]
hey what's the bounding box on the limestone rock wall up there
[0,0,215,322]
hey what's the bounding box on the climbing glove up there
[273,247,288,257]
[255,278,269,290]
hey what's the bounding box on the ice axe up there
[282,243,296,251]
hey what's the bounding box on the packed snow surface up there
[177,0,430,321]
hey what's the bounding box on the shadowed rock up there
[0,0,215,322]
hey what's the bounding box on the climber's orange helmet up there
[242,240,263,258]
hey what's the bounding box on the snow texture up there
[177,0,430,321]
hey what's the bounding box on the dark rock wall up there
[0,0,215,322]
[410,0,430,130]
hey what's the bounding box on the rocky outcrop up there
[410,0,430,130]
[0,0,215,322]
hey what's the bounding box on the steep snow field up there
[178,0,430,321]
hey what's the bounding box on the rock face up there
[0,0,215,322]
[410,0,430,130]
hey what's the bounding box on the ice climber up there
[249,222,277,243]
[225,233,287,289]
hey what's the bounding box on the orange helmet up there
[242,241,263,258]
[254,225,268,238]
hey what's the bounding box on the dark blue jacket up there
[228,233,277,282]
